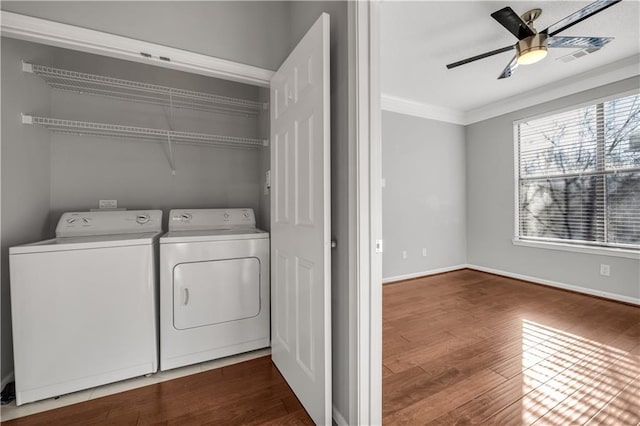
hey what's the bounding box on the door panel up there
[274,128,291,224]
[270,13,331,426]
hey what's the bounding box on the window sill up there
[512,239,640,260]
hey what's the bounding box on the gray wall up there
[382,111,467,280]
[1,1,291,71]
[466,76,640,301]
[288,2,351,421]
[1,38,53,384]
[46,46,266,231]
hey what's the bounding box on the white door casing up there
[270,13,331,425]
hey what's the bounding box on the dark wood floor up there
[383,269,640,425]
[3,356,312,425]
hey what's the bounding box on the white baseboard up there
[467,264,640,306]
[1,371,14,391]
[382,264,467,284]
[382,263,639,305]
[332,404,348,426]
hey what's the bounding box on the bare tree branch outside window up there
[517,94,640,249]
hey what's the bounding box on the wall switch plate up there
[402,250,408,260]
[422,248,427,257]
[99,200,117,209]
[264,170,271,195]
[600,264,610,276]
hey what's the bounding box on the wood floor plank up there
[585,375,640,426]
[383,368,506,424]
[382,269,640,425]
[531,348,640,425]
[427,371,545,425]
[3,357,311,426]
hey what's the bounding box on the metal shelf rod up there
[22,114,267,149]
[23,62,267,117]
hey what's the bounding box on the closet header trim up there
[1,11,274,87]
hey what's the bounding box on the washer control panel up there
[56,210,163,237]
[169,208,256,231]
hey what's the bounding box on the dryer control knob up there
[136,214,150,224]
[66,218,77,224]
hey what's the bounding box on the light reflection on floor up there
[519,319,640,425]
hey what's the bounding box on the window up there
[515,93,640,250]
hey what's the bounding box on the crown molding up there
[380,94,466,125]
[382,54,640,126]
[465,54,640,124]
[0,11,274,87]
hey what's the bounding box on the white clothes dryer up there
[160,208,270,371]
[9,210,162,405]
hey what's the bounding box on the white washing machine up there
[9,210,162,405]
[160,208,270,371]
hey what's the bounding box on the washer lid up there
[9,232,161,255]
[161,228,269,244]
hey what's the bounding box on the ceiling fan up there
[446,0,621,79]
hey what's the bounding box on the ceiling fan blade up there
[544,0,622,37]
[491,7,536,40]
[498,55,519,80]
[446,45,515,69]
[548,36,614,49]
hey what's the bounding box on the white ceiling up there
[381,0,640,120]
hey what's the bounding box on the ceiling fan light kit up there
[517,33,548,65]
[445,0,622,79]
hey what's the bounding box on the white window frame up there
[513,89,640,260]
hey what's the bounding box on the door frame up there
[0,6,383,425]
[348,1,382,425]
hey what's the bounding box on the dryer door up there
[173,257,261,330]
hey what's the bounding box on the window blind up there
[516,93,640,249]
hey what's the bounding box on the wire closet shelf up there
[22,62,266,117]
[21,115,267,150]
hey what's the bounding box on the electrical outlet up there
[422,248,427,257]
[402,250,408,260]
[600,264,610,276]
[99,200,117,209]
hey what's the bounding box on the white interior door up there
[270,13,331,425]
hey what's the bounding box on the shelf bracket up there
[21,113,33,124]
[168,89,175,127]
[166,133,176,176]
[22,61,34,73]
[262,139,269,147]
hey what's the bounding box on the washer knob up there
[66,217,77,224]
[136,214,150,224]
